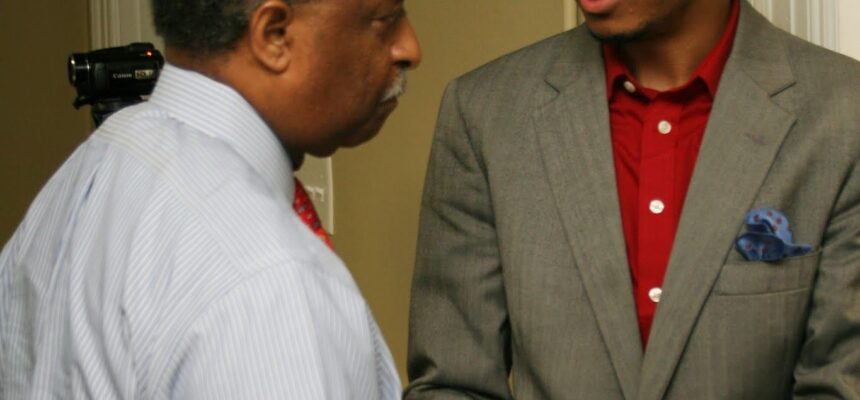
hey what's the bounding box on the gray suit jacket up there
[406,2,860,399]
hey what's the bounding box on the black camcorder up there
[68,42,164,126]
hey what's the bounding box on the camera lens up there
[68,53,90,87]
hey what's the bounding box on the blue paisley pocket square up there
[735,208,812,262]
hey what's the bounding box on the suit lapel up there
[637,4,798,399]
[532,29,643,400]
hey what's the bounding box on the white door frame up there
[748,0,839,51]
[837,0,860,60]
[89,0,162,50]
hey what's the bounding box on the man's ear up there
[247,0,294,73]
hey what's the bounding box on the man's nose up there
[393,18,422,70]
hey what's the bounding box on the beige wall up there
[0,1,92,243]
[332,0,565,383]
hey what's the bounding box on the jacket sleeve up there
[404,79,513,399]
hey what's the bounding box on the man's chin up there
[309,101,399,154]
[585,21,651,45]
[340,125,385,149]
[307,147,338,158]
[343,109,397,148]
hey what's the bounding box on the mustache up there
[380,68,408,103]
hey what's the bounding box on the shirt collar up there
[603,0,740,99]
[148,63,294,202]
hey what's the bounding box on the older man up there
[407,0,859,398]
[0,0,420,398]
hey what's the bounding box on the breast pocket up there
[714,250,821,296]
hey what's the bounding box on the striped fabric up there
[0,64,400,399]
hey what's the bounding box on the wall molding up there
[748,0,839,50]
[564,0,579,30]
[89,0,121,49]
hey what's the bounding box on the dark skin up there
[167,0,421,164]
[579,0,733,91]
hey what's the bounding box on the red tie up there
[293,177,334,249]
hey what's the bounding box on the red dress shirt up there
[603,0,740,346]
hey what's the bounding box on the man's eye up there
[376,9,405,25]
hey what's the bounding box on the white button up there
[648,287,663,303]
[649,199,666,214]
[657,120,672,135]
[623,80,636,93]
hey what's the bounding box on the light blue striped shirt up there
[0,64,400,399]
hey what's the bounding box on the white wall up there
[837,0,860,60]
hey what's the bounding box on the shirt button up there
[649,199,666,214]
[657,120,673,135]
[648,287,663,303]
[623,80,636,93]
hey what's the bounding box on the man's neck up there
[167,45,304,169]
[619,0,732,91]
